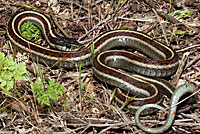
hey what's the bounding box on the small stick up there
[49,12,72,39]
[152,8,169,46]
[171,52,190,86]
[78,16,111,41]
[144,0,188,30]
[176,44,200,53]
[185,55,200,69]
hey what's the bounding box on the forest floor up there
[0,0,200,133]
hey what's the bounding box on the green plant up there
[109,88,116,104]
[168,9,193,35]
[169,9,194,20]
[0,52,27,94]
[21,21,41,41]
[90,42,95,60]
[175,30,186,35]
[32,78,66,106]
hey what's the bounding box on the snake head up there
[50,35,81,51]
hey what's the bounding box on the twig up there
[118,16,159,22]
[172,89,200,109]
[144,0,188,30]
[171,52,190,86]
[78,16,111,41]
[152,8,169,46]
[65,118,200,128]
[163,0,200,9]
[60,0,89,12]
[79,125,90,134]
[49,11,72,39]
[181,113,200,121]
[176,44,200,53]
[185,55,200,69]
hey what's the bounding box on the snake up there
[6,10,196,133]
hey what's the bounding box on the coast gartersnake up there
[7,10,196,133]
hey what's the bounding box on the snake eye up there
[50,36,80,51]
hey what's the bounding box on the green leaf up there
[0,86,12,95]
[4,56,15,68]
[2,72,12,81]
[58,86,65,94]
[32,78,66,107]
[169,9,194,20]
[13,62,27,80]
[22,32,32,40]
[0,30,6,33]
[48,91,57,100]
[8,66,15,71]
[21,21,41,41]
[175,30,186,35]
[186,10,194,16]
[17,62,27,73]
[0,52,5,63]
[110,88,117,104]
[34,63,43,81]
[0,52,28,93]
[19,4,37,9]
[90,42,95,59]
[34,79,43,88]
[0,80,6,87]
[125,96,137,107]
[87,95,94,101]
[6,80,14,90]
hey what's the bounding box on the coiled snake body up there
[7,10,196,133]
